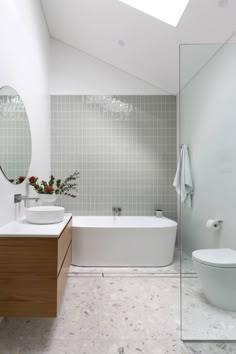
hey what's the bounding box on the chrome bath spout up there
[112,207,122,216]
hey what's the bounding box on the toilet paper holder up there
[214,220,223,228]
[206,219,223,231]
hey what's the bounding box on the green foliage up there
[28,171,79,198]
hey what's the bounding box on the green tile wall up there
[51,95,177,219]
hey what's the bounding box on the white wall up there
[50,39,169,95]
[180,43,236,255]
[0,0,50,226]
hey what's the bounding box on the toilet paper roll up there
[206,220,221,231]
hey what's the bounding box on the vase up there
[39,194,57,205]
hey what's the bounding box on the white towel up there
[173,144,193,208]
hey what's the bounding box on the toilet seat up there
[192,248,236,268]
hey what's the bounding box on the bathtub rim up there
[72,215,177,229]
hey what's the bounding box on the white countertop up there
[0,214,72,237]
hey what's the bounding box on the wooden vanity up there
[0,215,72,317]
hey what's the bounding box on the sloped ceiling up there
[41,0,236,94]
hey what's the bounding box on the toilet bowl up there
[192,248,236,311]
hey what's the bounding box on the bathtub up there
[72,216,177,267]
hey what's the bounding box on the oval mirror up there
[0,86,32,184]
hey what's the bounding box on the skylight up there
[119,0,189,27]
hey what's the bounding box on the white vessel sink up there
[26,206,65,224]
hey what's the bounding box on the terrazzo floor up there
[0,250,236,354]
[182,277,236,340]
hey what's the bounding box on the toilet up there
[192,248,236,311]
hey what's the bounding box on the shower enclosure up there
[180,42,236,340]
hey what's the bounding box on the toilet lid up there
[192,248,236,267]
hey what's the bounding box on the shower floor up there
[182,276,236,340]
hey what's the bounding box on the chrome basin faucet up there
[112,207,122,216]
[14,194,39,203]
[14,193,39,207]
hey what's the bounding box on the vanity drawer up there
[57,242,72,313]
[57,218,72,274]
[0,274,57,317]
[0,238,57,275]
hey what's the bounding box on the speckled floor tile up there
[100,339,190,354]
[181,253,196,274]
[58,277,100,340]
[0,336,98,354]
[0,263,233,354]
[182,277,236,340]
[97,277,180,341]
[185,342,236,354]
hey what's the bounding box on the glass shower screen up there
[180,43,236,340]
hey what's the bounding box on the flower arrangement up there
[16,176,26,184]
[28,171,79,198]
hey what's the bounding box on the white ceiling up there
[41,0,236,94]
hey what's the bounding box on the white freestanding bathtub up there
[72,216,177,267]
